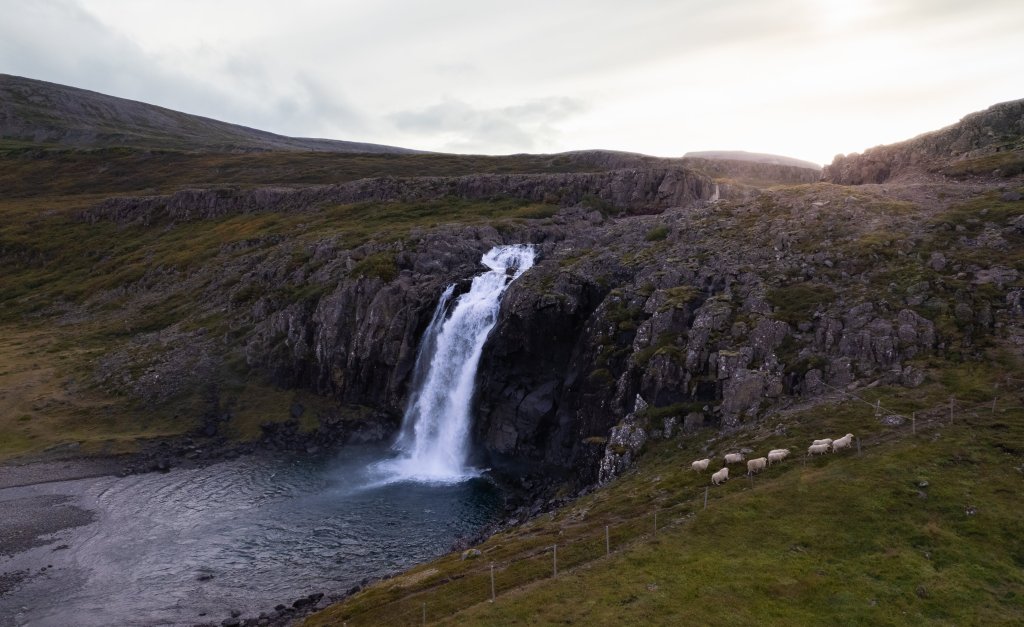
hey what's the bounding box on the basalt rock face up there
[468,220,945,485]
[75,169,1013,490]
[472,249,634,482]
[824,98,1024,184]
[82,168,716,225]
[239,226,518,415]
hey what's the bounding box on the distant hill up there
[0,74,418,154]
[683,150,821,171]
[824,98,1024,184]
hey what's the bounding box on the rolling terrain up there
[1,78,1022,624]
[0,74,417,154]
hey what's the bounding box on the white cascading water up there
[377,245,535,483]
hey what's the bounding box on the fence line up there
[336,380,1024,625]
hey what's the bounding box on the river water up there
[2,245,532,626]
[0,447,502,626]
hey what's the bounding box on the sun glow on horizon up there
[1,0,1021,164]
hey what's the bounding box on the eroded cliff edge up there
[4,99,1022,496]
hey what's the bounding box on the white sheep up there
[831,433,854,452]
[807,443,830,456]
[811,438,833,446]
[691,458,711,472]
[712,467,729,485]
[723,452,745,464]
[767,449,790,465]
[747,457,768,475]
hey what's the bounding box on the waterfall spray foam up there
[380,245,535,483]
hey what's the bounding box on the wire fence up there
[332,376,1024,626]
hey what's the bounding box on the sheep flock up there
[692,433,856,486]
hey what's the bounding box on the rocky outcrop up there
[824,98,1024,184]
[82,168,715,224]
[240,225,515,416]
[597,396,649,484]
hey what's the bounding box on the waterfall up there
[377,244,535,483]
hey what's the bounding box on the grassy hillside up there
[0,188,563,461]
[0,73,415,154]
[0,148,606,197]
[305,358,1024,625]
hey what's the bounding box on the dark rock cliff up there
[82,168,715,224]
[49,109,1021,492]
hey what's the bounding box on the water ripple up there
[0,446,501,627]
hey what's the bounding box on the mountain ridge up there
[683,149,821,170]
[0,73,420,154]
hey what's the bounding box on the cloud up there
[0,0,367,140]
[389,97,587,154]
[2,0,1022,160]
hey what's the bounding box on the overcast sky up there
[2,0,1022,164]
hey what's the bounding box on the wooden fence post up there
[553,544,557,578]
[490,562,496,603]
[703,487,708,510]
[606,525,610,555]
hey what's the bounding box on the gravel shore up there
[0,458,125,490]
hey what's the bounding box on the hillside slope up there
[824,98,1024,184]
[306,367,1024,625]
[0,74,417,154]
[1,97,1022,481]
